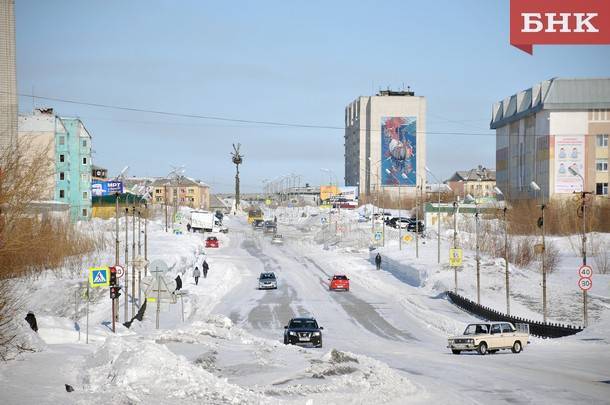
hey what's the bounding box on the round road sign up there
[149,259,169,274]
[114,265,125,278]
[578,265,593,278]
[578,277,592,291]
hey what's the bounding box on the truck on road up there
[187,210,216,233]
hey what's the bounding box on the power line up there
[14,91,605,137]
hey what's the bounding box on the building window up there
[60,190,65,198]
[596,159,608,172]
[82,208,88,217]
[155,189,162,194]
[82,157,87,165]
[60,172,65,180]
[60,154,65,162]
[596,182,608,195]
[188,188,194,193]
[82,139,87,147]
[597,134,609,147]
[83,191,88,200]
[59,136,65,145]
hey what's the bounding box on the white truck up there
[187,210,215,233]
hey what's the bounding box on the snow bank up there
[81,335,263,403]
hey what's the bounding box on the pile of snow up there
[81,336,263,403]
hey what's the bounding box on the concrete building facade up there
[491,78,610,201]
[0,0,17,151]
[18,109,93,221]
[344,89,426,201]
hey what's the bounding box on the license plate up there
[299,337,310,341]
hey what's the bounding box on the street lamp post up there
[426,167,442,264]
[568,167,590,327]
[465,194,480,304]
[530,181,547,323]
[494,186,510,315]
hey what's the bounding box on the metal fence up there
[446,291,583,338]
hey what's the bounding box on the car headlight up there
[467,339,474,344]
[448,339,453,344]
[312,331,321,336]
[288,331,296,336]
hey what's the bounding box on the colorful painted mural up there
[381,116,417,185]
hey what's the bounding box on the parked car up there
[252,219,265,231]
[447,322,530,355]
[283,317,323,347]
[407,220,425,233]
[264,220,277,234]
[388,217,411,229]
[258,272,277,290]
[271,234,284,245]
[205,236,219,248]
[329,274,350,291]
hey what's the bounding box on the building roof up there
[490,77,610,129]
[447,166,496,182]
[209,194,229,209]
[150,176,209,188]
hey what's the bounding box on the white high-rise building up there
[344,89,426,201]
[0,0,17,151]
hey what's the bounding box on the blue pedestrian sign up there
[374,232,382,241]
[89,267,110,288]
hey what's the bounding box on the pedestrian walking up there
[202,260,209,278]
[193,266,201,285]
[375,253,382,270]
[174,275,183,292]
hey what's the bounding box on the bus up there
[247,208,264,224]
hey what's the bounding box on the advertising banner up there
[92,180,124,197]
[381,117,417,186]
[320,185,339,202]
[554,136,584,193]
[338,186,359,201]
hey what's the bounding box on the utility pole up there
[137,207,142,308]
[131,203,136,318]
[475,205,480,304]
[504,207,510,315]
[415,182,419,258]
[541,203,547,324]
[164,184,168,232]
[453,200,458,294]
[124,206,129,323]
[231,143,243,212]
[578,191,592,327]
[114,192,119,327]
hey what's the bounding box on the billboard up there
[381,117,417,186]
[320,185,339,202]
[91,180,124,197]
[338,186,359,201]
[554,136,584,193]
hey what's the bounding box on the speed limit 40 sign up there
[578,265,593,278]
[578,277,592,291]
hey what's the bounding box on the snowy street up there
[3,213,609,404]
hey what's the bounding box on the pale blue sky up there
[15,0,610,192]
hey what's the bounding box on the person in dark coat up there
[25,311,38,332]
[175,275,182,291]
[375,253,382,270]
[193,266,201,285]
[202,260,209,278]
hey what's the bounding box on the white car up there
[258,272,277,290]
[447,322,530,355]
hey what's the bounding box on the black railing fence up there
[446,291,583,338]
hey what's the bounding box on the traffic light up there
[110,286,121,299]
[109,266,117,286]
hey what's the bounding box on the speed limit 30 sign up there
[578,277,592,291]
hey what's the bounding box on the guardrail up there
[446,291,583,338]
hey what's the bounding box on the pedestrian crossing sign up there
[89,267,110,288]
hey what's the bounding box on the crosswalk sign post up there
[89,267,110,288]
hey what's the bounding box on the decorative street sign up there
[148,259,169,274]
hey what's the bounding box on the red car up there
[205,236,219,248]
[329,274,350,291]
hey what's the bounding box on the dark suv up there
[283,317,323,347]
[407,220,425,233]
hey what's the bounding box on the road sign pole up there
[124,206,129,323]
[156,271,161,329]
[86,282,89,344]
[131,204,136,318]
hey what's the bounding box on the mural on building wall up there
[554,136,584,193]
[381,116,417,186]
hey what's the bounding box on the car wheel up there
[451,349,461,355]
[511,341,522,354]
[477,342,488,355]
